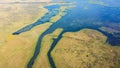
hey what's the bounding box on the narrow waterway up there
[41,1,120,67]
[13,1,120,68]
[13,5,60,35]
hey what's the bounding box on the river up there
[13,1,120,68]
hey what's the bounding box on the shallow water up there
[13,0,120,68]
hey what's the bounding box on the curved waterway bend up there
[27,2,120,67]
[12,4,71,68]
[38,1,120,68]
[13,1,120,68]
[12,5,60,35]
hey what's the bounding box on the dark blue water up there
[43,2,120,67]
[13,1,120,68]
[12,5,60,35]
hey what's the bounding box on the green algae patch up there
[33,28,63,68]
[99,26,120,34]
[50,6,68,23]
[51,29,120,68]
[50,6,75,23]
[88,0,109,6]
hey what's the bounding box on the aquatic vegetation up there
[0,0,120,68]
[26,6,70,68]
[0,3,51,68]
[12,5,60,35]
[13,1,120,68]
[88,0,109,6]
[33,28,63,68]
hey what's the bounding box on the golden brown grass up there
[52,29,120,68]
[33,28,63,68]
[0,0,52,2]
[0,4,69,68]
[32,6,70,68]
[0,23,52,68]
[0,4,49,68]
